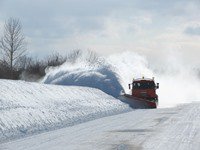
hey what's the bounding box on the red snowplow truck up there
[124,77,159,108]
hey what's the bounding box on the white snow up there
[0,79,130,143]
[1,103,200,150]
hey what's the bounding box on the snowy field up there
[0,79,130,143]
[1,103,200,150]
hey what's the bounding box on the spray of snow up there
[43,50,153,97]
[43,50,200,108]
[153,51,200,107]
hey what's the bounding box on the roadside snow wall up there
[0,79,130,143]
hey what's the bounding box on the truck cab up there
[129,77,159,103]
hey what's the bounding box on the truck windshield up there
[133,81,155,89]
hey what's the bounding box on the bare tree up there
[0,18,26,78]
[46,52,66,67]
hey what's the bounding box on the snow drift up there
[0,79,130,142]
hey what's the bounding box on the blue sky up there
[0,0,200,64]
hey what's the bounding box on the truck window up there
[133,81,155,89]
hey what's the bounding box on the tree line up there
[0,18,66,81]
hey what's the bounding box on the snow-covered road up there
[1,103,200,150]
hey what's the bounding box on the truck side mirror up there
[128,84,131,89]
[156,83,159,89]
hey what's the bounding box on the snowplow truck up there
[124,77,159,108]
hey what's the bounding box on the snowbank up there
[0,79,130,142]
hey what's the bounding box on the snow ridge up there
[0,80,130,143]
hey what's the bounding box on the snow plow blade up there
[120,94,157,109]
